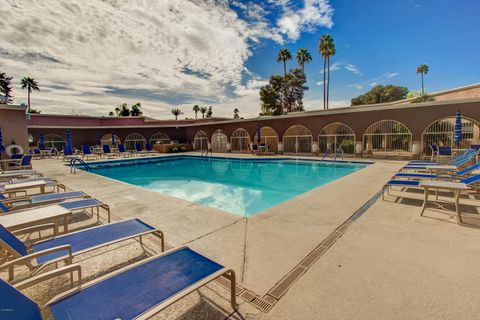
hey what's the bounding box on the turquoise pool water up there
[87,156,367,217]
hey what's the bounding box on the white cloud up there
[386,72,399,78]
[369,82,378,87]
[347,84,363,90]
[0,0,335,118]
[344,64,362,75]
[319,61,342,74]
[316,81,324,86]
[274,0,334,41]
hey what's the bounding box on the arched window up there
[124,133,146,150]
[421,116,480,155]
[230,128,250,152]
[211,129,228,152]
[101,134,121,146]
[43,134,66,149]
[363,120,412,152]
[149,132,170,145]
[319,123,355,154]
[254,126,279,153]
[283,125,312,154]
[194,130,208,151]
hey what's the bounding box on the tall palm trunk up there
[27,86,31,113]
[283,60,288,113]
[323,57,327,110]
[421,73,424,95]
[327,56,331,109]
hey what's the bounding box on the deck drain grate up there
[268,266,307,300]
[300,245,328,268]
[250,297,274,312]
[215,276,244,295]
[239,290,256,302]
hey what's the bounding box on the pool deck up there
[13,153,480,319]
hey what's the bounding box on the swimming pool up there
[86,156,367,217]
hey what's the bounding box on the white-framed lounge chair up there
[406,149,475,166]
[134,143,149,156]
[0,198,111,225]
[400,151,477,172]
[102,144,118,158]
[393,163,480,181]
[0,219,164,281]
[382,173,480,200]
[145,143,159,155]
[0,191,89,210]
[81,145,98,161]
[117,144,132,157]
[0,246,236,319]
[0,170,42,181]
[0,179,66,198]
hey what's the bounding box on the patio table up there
[419,180,468,223]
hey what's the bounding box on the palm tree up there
[206,106,213,117]
[296,48,312,75]
[171,108,183,120]
[130,102,143,116]
[233,108,240,119]
[277,48,292,113]
[108,111,114,116]
[20,77,40,113]
[192,105,200,118]
[114,107,120,116]
[200,106,207,118]
[318,34,336,109]
[118,103,130,116]
[416,64,429,95]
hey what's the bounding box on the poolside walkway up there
[28,153,480,319]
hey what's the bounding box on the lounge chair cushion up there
[30,191,87,204]
[50,248,224,320]
[32,219,155,264]
[462,174,480,185]
[394,173,436,179]
[0,224,27,256]
[57,198,102,211]
[0,279,42,320]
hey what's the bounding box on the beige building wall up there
[0,105,29,158]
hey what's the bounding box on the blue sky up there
[0,0,478,118]
[241,0,480,105]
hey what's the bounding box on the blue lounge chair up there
[383,173,480,200]
[145,143,158,154]
[117,144,132,157]
[0,247,236,318]
[0,219,164,281]
[1,191,89,210]
[81,145,97,160]
[102,144,117,158]
[135,143,148,156]
[401,150,477,171]
[407,149,473,166]
[8,155,32,170]
[394,163,480,181]
[0,198,110,223]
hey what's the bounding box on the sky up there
[0,0,478,119]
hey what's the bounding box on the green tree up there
[350,85,409,106]
[20,77,40,113]
[296,48,312,75]
[277,48,292,112]
[108,111,114,116]
[171,108,183,120]
[117,103,130,116]
[233,108,240,119]
[200,106,207,118]
[192,104,200,118]
[318,34,336,109]
[0,72,14,104]
[416,64,429,95]
[259,69,308,115]
[206,106,213,117]
[130,102,143,116]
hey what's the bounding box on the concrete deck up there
[5,153,480,319]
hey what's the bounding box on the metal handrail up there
[320,145,332,162]
[70,157,92,174]
[333,146,344,162]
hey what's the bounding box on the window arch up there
[230,128,250,152]
[149,132,170,145]
[211,129,228,152]
[283,125,312,154]
[43,134,66,150]
[318,122,355,154]
[421,116,480,155]
[194,130,208,151]
[254,126,279,153]
[363,120,412,152]
[101,134,121,146]
[124,133,146,150]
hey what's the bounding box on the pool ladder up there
[333,146,344,162]
[201,149,212,157]
[70,157,92,174]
